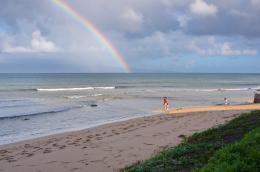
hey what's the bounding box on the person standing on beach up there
[163,97,169,112]
[224,97,228,105]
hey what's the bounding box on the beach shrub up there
[197,128,260,172]
[125,143,223,172]
[185,110,260,145]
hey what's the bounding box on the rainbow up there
[51,0,131,72]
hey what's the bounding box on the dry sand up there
[172,103,260,113]
[0,104,260,172]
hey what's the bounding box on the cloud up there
[120,8,144,33]
[229,9,251,18]
[2,30,59,53]
[190,0,218,16]
[1,0,260,72]
[251,0,260,6]
[161,0,190,9]
[177,15,191,28]
[31,31,58,52]
[189,38,257,56]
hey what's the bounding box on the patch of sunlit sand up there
[171,104,260,114]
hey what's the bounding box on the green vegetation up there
[197,128,260,172]
[123,110,260,172]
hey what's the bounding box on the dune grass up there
[123,110,260,172]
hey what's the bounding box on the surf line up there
[51,0,131,72]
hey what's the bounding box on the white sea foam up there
[94,87,115,89]
[91,94,103,97]
[65,95,87,99]
[37,86,115,92]
[218,87,260,91]
[37,87,94,91]
[219,88,249,91]
[174,87,260,92]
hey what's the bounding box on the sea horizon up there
[1,72,260,74]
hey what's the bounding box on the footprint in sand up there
[24,144,32,148]
[113,154,121,158]
[52,143,59,147]
[77,159,88,163]
[43,148,52,154]
[87,135,94,139]
[0,150,9,154]
[45,161,57,164]
[57,146,65,150]
[96,137,103,140]
[72,143,80,147]
[143,142,154,146]
[178,134,186,139]
[83,139,90,143]
[61,161,71,164]
[71,167,81,171]
[6,157,16,163]
[13,164,22,167]
[26,153,34,157]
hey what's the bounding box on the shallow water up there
[0,73,259,144]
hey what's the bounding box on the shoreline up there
[0,112,158,147]
[0,112,163,148]
[0,104,260,172]
[2,103,260,147]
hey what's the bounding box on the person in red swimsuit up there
[163,97,169,112]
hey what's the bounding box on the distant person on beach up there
[224,97,228,105]
[163,97,169,112]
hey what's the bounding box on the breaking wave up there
[37,87,115,92]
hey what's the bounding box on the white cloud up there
[31,31,58,52]
[2,30,59,53]
[120,8,144,33]
[177,15,191,28]
[161,0,188,7]
[190,38,257,56]
[190,0,218,16]
[251,0,260,6]
[229,9,251,18]
[2,43,32,53]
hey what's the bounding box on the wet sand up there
[0,104,260,172]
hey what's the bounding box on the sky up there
[0,0,260,73]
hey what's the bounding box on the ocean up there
[0,73,259,145]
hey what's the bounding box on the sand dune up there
[0,104,259,172]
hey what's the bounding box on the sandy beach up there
[1,104,260,172]
[172,103,260,113]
